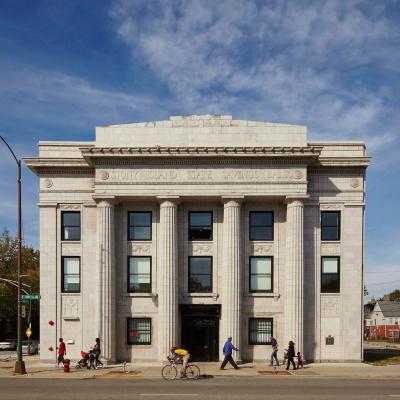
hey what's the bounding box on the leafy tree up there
[0,229,39,335]
[388,289,400,301]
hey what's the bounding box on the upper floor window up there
[189,212,212,240]
[128,256,151,293]
[128,212,152,241]
[188,256,212,293]
[249,256,273,293]
[61,211,81,241]
[127,318,151,345]
[321,211,340,241]
[249,318,273,345]
[62,256,80,293]
[321,256,340,293]
[249,212,273,241]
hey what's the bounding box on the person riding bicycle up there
[169,347,190,377]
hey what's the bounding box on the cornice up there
[80,146,322,165]
[315,157,371,167]
[24,158,92,176]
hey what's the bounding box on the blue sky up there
[0,0,399,298]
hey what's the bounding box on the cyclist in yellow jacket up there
[170,347,190,377]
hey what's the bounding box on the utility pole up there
[0,135,26,374]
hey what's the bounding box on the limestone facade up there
[25,115,370,363]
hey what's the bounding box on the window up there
[249,212,273,241]
[128,257,151,293]
[62,257,80,293]
[127,318,151,345]
[249,318,273,345]
[321,256,340,293]
[189,212,212,240]
[249,256,273,292]
[321,211,340,241]
[188,256,212,292]
[128,212,152,241]
[61,211,80,241]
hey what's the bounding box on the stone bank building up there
[25,115,370,363]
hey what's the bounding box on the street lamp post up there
[0,135,25,374]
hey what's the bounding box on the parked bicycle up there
[161,356,200,380]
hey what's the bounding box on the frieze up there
[59,204,81,210]
[321,296,340,317]
[43,178,53,188]
[350,178,360,189]
[252,244,273,255]
[319,204,343,211]
[97,168,306,184]
[62,296,80,320]
[190,244,213,255]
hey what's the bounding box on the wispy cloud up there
[110,0,400,165]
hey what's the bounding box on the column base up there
[14,360,26,374]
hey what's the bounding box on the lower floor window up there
[62,256,80,293]
[321,256,340,293]
[127,318,151,345]
[249,318,273,345]
[188,256,212,292]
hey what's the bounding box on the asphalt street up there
[1,377,400,400]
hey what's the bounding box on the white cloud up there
[110,0,400,166]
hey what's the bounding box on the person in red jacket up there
[57,338,66,367]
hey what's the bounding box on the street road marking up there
[387,396,400,397]
[140,395,199,396]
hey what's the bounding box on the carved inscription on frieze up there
[98,168,306,184]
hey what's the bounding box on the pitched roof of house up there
[377,301,400,317]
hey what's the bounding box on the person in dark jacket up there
[285,341,297,370]
[220,337,240,370]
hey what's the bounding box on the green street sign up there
[21,294,41,301]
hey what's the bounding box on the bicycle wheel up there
[185,364,200,379]
[162,365,177,380]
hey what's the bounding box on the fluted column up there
[157,197,179,362]
[97,199,116,362]
[284,197,305,354]
[221,198,242,361]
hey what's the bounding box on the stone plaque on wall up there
[62,296,80,320]
[321,296,340,318]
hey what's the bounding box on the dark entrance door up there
[180,305,220,362]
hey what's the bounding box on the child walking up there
[296,351,304,369]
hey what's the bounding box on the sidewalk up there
[1,356,400,379]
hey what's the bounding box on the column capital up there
[221,196,244,207]
[157,196,180,207]
[285,195,309,206]
[93,195,116,207]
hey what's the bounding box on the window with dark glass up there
[321,211,340,241]
[188,256,212,293]
[127,318,151,345]
[321,256,340,293]
[189,212,212,240]
[249,318,273,345]
[249,212,273,241]
[249,256,273,292]
[128,256,151,293]
[62,257,80,293]
[61,211,81,241]
[128,212,152,240]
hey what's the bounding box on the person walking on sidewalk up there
[57,338,66,367]
[220,337,240,370]
[285,341,297,370]
[270,337,279,366]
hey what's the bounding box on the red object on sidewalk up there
[62,359,70,373]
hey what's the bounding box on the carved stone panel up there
[62,296,80,320]
[61,243,81,256]
[321,296,340,318]
[319,203,343,211]
[59,204,81,210]
[129,243,152,255]
[251,244,273,255]
[321,244,341,256]
[189,244,213,256]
